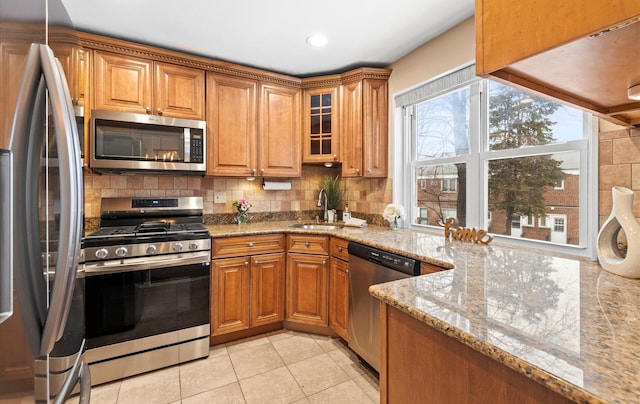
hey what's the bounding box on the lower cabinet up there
[286,234,329,326]
[329,237,349,341]
[211,235,285,336]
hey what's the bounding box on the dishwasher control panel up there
[348,242,419,276]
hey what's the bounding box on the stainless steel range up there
[80,196,211,386]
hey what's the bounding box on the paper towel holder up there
[262,178,292,190]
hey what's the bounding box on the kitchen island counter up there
[206,221,640,403]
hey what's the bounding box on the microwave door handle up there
[10,43,49,357]
[37,44,84,355]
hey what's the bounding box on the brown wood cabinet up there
[94,51,204,119]
[258,83,302,177]
[0,38,31,148]
[329,237,349,341]
[286,234,329,326]
[302,86,340,164]
[340,68,390,178]
[380,304,572,404]
[205,75,301,177]
[211,235,286,336]
[476,0,640,126]
[206,72,257,176]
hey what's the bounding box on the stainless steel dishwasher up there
[347,242,420,372]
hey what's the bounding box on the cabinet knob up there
[244,261,249,266]
[157,108,163,115]
[355,168,360,174]
[254,260,259,265]
[304,242,310,248]
[252,169,257,175]
[248,242,254,247]
[367,168,372,173]
[333,154,338,161]
[322,260,326,265]
[145,106,151,114]
[261,168,265,174]
[338,246,343,253]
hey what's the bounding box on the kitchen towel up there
[344,217,367,228]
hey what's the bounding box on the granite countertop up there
[206,220,640,403]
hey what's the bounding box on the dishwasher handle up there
[347,242,419,276]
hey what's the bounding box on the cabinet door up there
[340,80,363,177]
[0,40,30,148]
[329,257,349,341]
[72,47,90,109]
[94,51,152,114]
[154,62,205,120]
[303,87,339,163]
[362,78,388,178]
[251,253,285,327]
[286,253,328,326]
[206,73,257,176]
[0,292,34,395]
[211,257,250,335]
[258,83,302,177]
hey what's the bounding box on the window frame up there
[392,64,599,259]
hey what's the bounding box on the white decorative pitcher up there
[597,186,640,278]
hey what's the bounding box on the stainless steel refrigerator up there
[0,0,90,402]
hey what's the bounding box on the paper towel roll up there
[262,181,292,190]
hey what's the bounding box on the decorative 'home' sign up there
[440,217,493,245]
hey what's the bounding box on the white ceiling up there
[60,0,475,77]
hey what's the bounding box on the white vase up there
[597,186,640,278]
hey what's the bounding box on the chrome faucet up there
[317,188,328,222]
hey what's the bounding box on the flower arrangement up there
[232,198,252,224]
[383,203,406,230]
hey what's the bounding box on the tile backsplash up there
[84,165,392,227]
[599,127,640,225]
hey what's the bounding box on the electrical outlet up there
[214,192,226,204]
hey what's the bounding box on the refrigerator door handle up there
[52,339,91,404]
[37,45,83,355]
[0,150,12,325]
[10,43,83,357]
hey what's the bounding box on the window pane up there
[487,151,580,245]
[415,163,466,227]
[488,81,583,151]
[416,87,470,159]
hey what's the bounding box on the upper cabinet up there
[93,51,205,120]
[53,45,89,109]
[205,73,302,178]
[206,72,257,177]
[476,0,640,127]
[340,69,390,178]
[302,84,340,164]
[258,83,302,177]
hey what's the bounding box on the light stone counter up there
[206,221,640,403]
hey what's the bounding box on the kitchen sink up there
[288,223,342,230]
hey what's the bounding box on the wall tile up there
[612,136,640,164]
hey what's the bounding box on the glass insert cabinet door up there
[303,87,339,163]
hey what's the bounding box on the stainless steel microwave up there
[90,110,206,173]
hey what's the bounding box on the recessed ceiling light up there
[628,84,640,101]
[306,34,327,47]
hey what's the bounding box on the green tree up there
[488,84,568,235]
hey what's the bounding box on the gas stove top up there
[81,197,211,263]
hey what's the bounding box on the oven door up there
[83,252,210,349]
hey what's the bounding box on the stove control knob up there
[172,243,184,252]
[95,248,108,259]
[189,242,199,250]
[115,247,128,257]
[146,245,157,255]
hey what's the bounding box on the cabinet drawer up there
[287,234,329,255]
[330,237,349,261]
[212,234,285,258]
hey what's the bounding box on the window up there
[395,64,596,256]
[441,178,457,193]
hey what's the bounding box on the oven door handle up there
[81,251,211,276]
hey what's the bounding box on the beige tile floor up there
[76,330,379,404]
